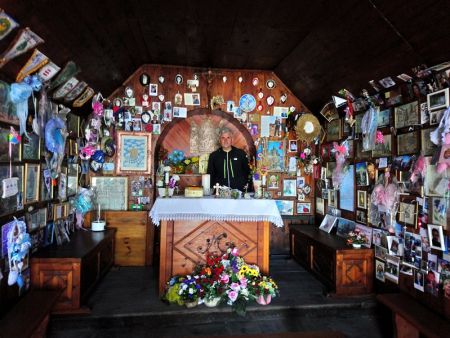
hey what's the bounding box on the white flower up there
[189,289,194,294]
[163,166,172,172]
[172,175,180,182]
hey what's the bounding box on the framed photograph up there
[38,207,47,229]
[288,140,297,153]
[394,101,419,129]
[319,102,339,122]
[336,218,356,238]
[320,143,331,161]
[427,88,449,111]
[184,93,201,106]
[357,190,367,209]
[320,167,327,180]
[377,108,391,128]
[431,197,447,227]
[397,131,419,155]
[421,128,437,156]
[24,163,40,204]
[296,202,311,214]
[296,176,305,188]
[264,140,285,172]
[326,118,342,142]
[275,200,294,216]
[67,163,78,196]
[356,223,373,248]
[356,210,367,224]
[398,201,418,227]
[267,173,280,189]
[319,214,337,233]
[355,162,368,186]
[22,133,40,160]
[375,245,388,261]
[40,166,52,201]
[116,131,152,174]
[0,126,21,162]
[91,176,128,210]
[282,179,296,197]
[316,197,325,215]
[326,162,336,179]
[58,171,67,201]
[429,109,445,125]
[67,113,80,138]
[375,260,385,282]
[354,113,363,134]
[372,134,392,157]
[173,106,188,118]
[328,189,338,208]
[53,203,64,221]
[356,140,371,159]
[149,83,158,96]
[428,224,445,251]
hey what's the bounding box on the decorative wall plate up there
[175,74,183,85]
[280,93,288,103]
[139,73,150,86]
[296,113,320,143]
[257,88,264,99]
[266,79,276,89]
[239,94,256,113]
[158,94,165,102]
[158,75,165,84]
[124,86,134,98]
[141,112,151,124]
[266,95,274,106]
[257,102,264,111]
[252,77,259,86]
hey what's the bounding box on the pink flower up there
[230,282,240,291]
[220,274,229,284]
[231,247,239,256]
[228,290,238,302]
[239,277,247,288]
[300,153,306,159]
[375,131,384,144]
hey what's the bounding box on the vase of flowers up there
[204,296,221,307]
[178,275,203,307]
[250,275,279,306]
[346,229,368,248]
[256,294,272,305]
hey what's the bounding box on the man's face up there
[220,132,232,151]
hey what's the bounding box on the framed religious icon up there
[58,169,67,201]
[116,132,152,174]
[357,190,367,209]
[316,197,325,215]
[429,109,445,125]
[326,118,342,142]
[377,108,391,128]
[398,200,418,228]
[328,189,338,208]
[53,203,64,221]
[40,165,53,201]
[0,126,21,162]
[397,131,419,155]
[24,163,40,204]
[326,162,336,179]
[22,132,40,160]
[427,88,449,111]
[282,178,296,197]
[421,128,437,156]
[431,197,447,227]
[67,163,78,196]
[267,173,280,189]
[372,134,392,157]
[394,101,419,129]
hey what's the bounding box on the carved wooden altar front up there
[159,219,269,294]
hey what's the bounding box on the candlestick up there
[164,171,169,184]
[202,174,210,195]
[262,174,266,186]
[97,203,101,221]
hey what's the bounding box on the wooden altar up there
[151,197,283,294]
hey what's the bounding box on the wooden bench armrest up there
[0,289,61,338]
[376,293,450,338]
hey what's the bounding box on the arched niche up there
[154,108,256,171]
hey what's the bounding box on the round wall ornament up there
[266,79,276,89]
[296,113,320,143]
[175,74,183,85]
[239,94,256,113]
[266,95,274,106]
[252,77,259,86]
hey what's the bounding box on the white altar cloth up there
[150,197,283,227]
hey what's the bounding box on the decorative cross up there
[213,183,220,197]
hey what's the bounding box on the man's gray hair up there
[218,127,233,137]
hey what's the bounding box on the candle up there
[97,203,101,221]
[262,175,266,186]
[164,172,169,184]
[202,174,210,195]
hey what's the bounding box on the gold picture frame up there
[24,163,40,204]
[116,131,152,174]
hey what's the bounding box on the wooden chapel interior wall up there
[101,65,317,256]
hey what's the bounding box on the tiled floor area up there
[48,257,391,337]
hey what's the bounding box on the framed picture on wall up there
[429,109,445,125]
[427,88,449,111]
[421,128,437,156]
[397,131,419,155]
[24,163,40,204]
[275,200,294,216]
[296,202,311,214]
[394,101,419,129]
[116,132,152,174]
[67,113,80,138]
[316,197,325,215]
[22,132,40,160]
[319,214,337,233]
[357,190,367,209]
[372,134,392,157]
[377,108,391,128]
[328,189,338,208]
[282,179,296,197]
[326,118,342,142]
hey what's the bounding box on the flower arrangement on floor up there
[346,229,368,247]
[162,246,279,315]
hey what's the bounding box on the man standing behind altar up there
[207,127,251,191]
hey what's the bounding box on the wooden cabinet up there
[31,229,116,314]
[290,225,373,296]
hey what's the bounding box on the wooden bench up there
[377,293,450,338]
[0,289,60,338]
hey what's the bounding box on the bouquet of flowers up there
[346,229,368,246]
[249,275,279,305]
[178,275,204,305]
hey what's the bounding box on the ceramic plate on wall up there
[239,94,256,113]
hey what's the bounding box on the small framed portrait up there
[328,189,338,208]
[275,200,294,216]
[316,197,325,215]
[319,214,337,233]
[429,108,445,125]
[320,167,327,180]
[375,260,385,282]
[184,93,201,106]
[355,162,368,186]
[427,88,449,111]
[58,171,67,201]
[282,179,296,197]
[22,133,40,160]
[431,197,447,227]
[428,224,445,251]
[356,210,367,224]
[152,124,161,134]
[296,202,311,215]
[326,118,342,142]
[24,163,40,204]
[151,101,161,113]
[357,190,367,209]
[53,203,64,221]
[394,101,419,129]
[267,174,280,189]
[226,101,235,112]
[132,118,142,132]
[164,101,172,111]
[288,140,297,152]
[398,200,418,227]
[372,134,392,157]
[149,83,158,96]
[377,108,391,128]
[173,107,187,118]
[320,143,330,161]
[397,131,419,155]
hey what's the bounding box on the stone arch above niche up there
[154,108,256,171]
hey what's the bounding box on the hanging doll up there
[360,90,378,152]
[331,142,348,189]
[7,218,31,289]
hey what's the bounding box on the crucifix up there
[213,183,220,197]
